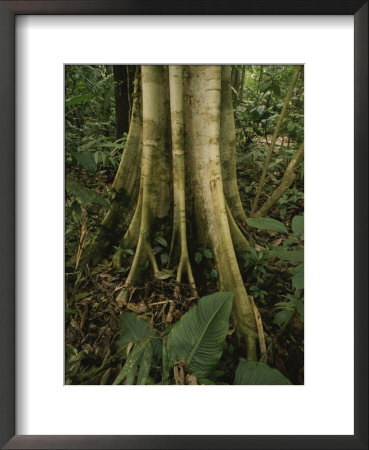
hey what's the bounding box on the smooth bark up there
[220,66,249,227]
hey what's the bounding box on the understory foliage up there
[65,65,304,385]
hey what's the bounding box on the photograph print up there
[65,65,304,386]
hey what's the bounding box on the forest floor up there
[65,143,304,385]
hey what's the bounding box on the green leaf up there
[250,106,265,120]
[287,121,295,132]
[136,342,153,385]
[93,151,101,165]
[194,252,203,264]
[71,151,97,173]
[167,291,233,379]
[256,105,265,116]
[295,298,304,321]
[248,217,286,233]
[75,292,92,301]
[269,158,283,169]
[273,310,293,326]
[292,215,304,236]
[150,338,162,366]
[154,236,168,247]
[210,268,218,279]
[161,340,170,383]
[65,93,94,107]
[248,247,258,261]
[267,246,304,263]
[260,81,271,92]
[272,83,281,97]
[66,178,108,208]
[234,359,291,385]
[139,260,149,271]
[203,248,214,259]
[151,246,162,255]
[160,253,168,266]
[70,200,82,221]
[247,218,288,233]
[113,338,150,385]
[117,312,153,355]
[199,378,216,385]
[292,264,304,290]
[210,370,225,379]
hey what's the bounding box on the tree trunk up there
[113,65,136,140]
[84,71,143,265]
[239,66,246,101]
[87,65,257,360]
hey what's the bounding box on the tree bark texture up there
[113,65,137,140]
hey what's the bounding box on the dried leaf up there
[155,271,172,280]
[185,374,198,385]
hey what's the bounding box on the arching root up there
[169,66,198,300]
[175,254,198,299]
[225,202,250,255]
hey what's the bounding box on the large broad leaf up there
[292,264,304,290]
[247,218,288,234]
[118,311,153,355]
[292,215,304,236]
[66,178,108,208]
[234,359,291,385]
[167,291,233,379]
[71,151,97,173]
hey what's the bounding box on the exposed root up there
[175,255,198,299]
[82,75,143,267]
[116,209,148,307]
[220,66,248,226]
[249,295,268,363]
[147,242,159,275]
[225,202,250,255]
[167,175,179,268]
[117,66,167,307]
[169,66,198,299]
[113,186,143,268]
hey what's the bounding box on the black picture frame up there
[0,1,367,449]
